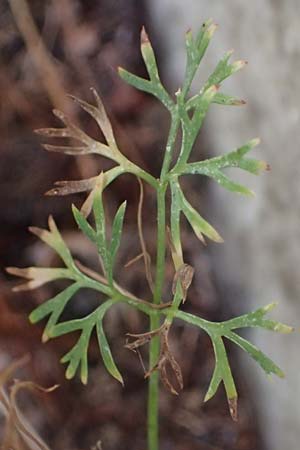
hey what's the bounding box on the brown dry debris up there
[126,323,183,395]
[0,356,57,450]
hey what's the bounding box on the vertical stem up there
[153,185,167,305]
[147,313,160,450]
[147,184,167,450]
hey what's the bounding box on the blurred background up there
[0,1,299,449]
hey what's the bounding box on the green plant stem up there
[153,185,167,305]
[147,312,160,450]
[147,183,167,450]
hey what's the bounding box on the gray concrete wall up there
[148,1,300,449]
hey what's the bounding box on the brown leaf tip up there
[141,26,149,45]
[228,397,238,421]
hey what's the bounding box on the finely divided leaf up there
[204,336,238,421]
[212,171,254,196]
[6,267,72,291]
[177,302,292,419]
[92,182,109,275]
[96,319,124,385]
[109,201,127,274]
[204,50,247,90]
[225,331,284,378]
[29,282,81,342]
[69,89,118,151]
[141,27,160,81]
[182,139,267,196]
[187,92,245,110]
[29,215,75,268]
[178,186,223,243]
[72,205,97,243]
[49,300,121,385]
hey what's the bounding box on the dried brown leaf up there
[79,172,104,218]
[0,356,55,450]
[42,144,89,155]
[3,380,58,450]
[125,326,163,351]
[145,326,183,395]
[172,263,194,303]
[52,108,94,146]
[124,252,144,268]
[6,266,70,291]
[45,177,97,196]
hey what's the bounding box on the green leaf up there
[92,184,109,275]
[182,20,217,97]
[72,204,96,243]
[177,185,223,243]
[204,50,247,90]
[50,299,121,385]
[212,170,254,196]
[204,336,238,421]
[141,27,159,81]
[225,331,284,378]
[176,302,292,419]
[221,303,294,333]
[118,68,152,93]
[194,20,217,62]
[169,180,223,251]
[96,318,123,385]
[118,29,173,111]
[181,139,267,196]
[29,282,81,342]
[61,326,93,384]
[53,311,97,384]
[190,84,219,132]
[109,201,127,276]
[212,93,246,106]
[187,92,245,110]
